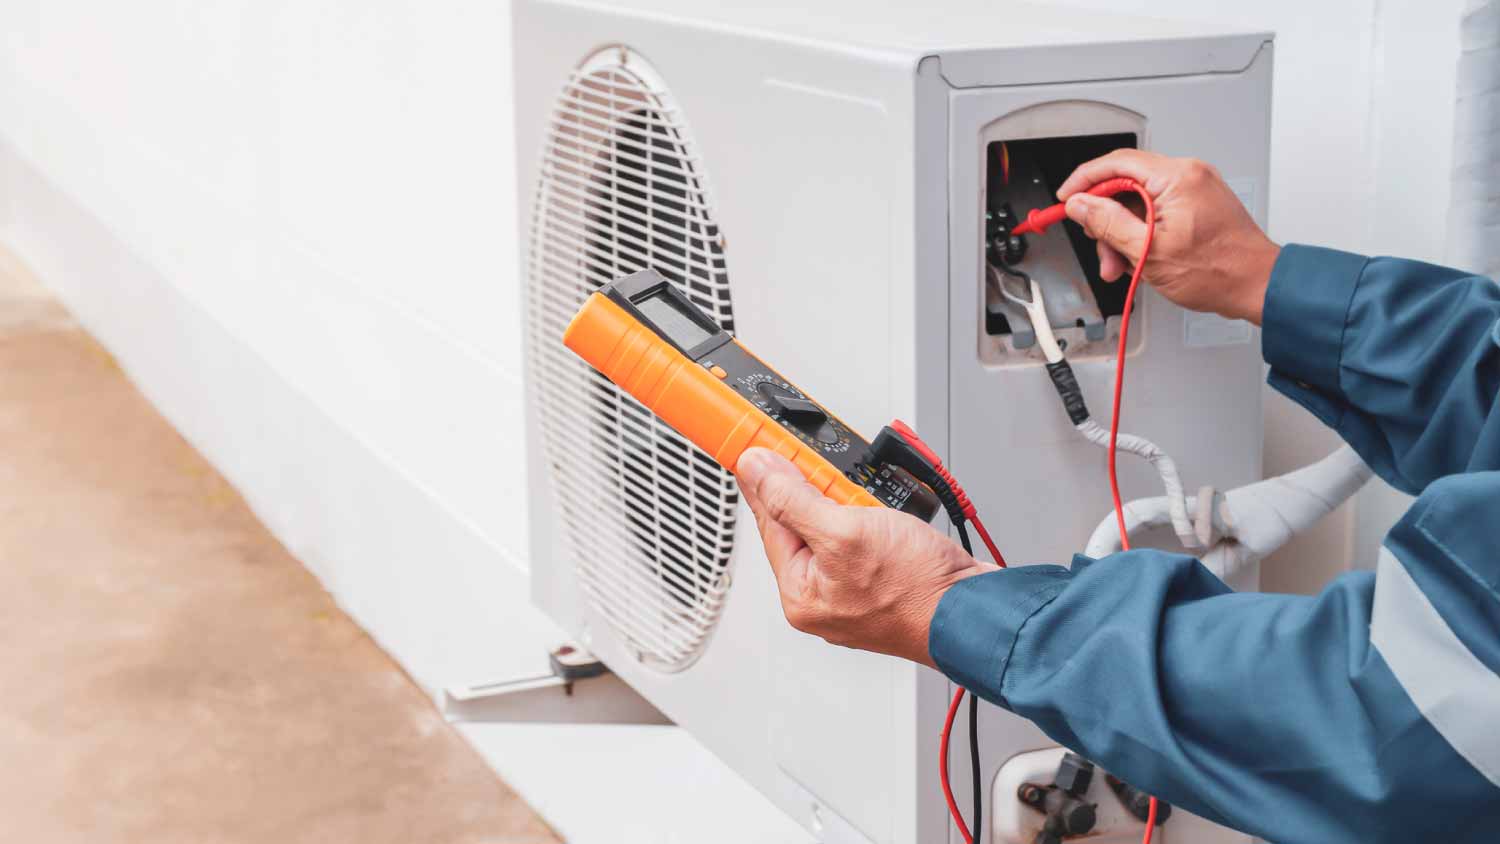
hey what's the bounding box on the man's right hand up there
[1057,150,1280,325]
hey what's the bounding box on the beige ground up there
[0,248,561,844]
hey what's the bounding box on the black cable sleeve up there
[1045,360,1090,426]
[969,694,982,843]
[922,469,967,529]
[955,521,973,555]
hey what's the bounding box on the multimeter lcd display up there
[635,292,715,351]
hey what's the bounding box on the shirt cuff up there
[1261,243,1368,397]
[928,564,1071,708]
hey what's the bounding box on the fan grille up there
[525,50,738,671]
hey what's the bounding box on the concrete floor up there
[0,248,561,843]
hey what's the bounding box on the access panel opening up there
[982,133,1140,362]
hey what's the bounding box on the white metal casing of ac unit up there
[513,3,1273,842]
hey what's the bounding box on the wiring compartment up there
[981,133,1144,365]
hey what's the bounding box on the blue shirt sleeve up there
[932,493,1500,843]
[1263,244,1500,494]
[930,249,1500,843]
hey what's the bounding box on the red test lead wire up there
[941,688,974,844]
[1102,181,1155,558]
[1007,178,1160,844]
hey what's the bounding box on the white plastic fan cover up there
[525,47,739,672]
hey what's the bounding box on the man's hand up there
[1057,150,1280,325]
[735,448,996,668]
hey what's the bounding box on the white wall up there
[0,1,554,691]
[0,0,1472,695]
[1447,0,1500,279]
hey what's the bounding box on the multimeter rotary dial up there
[742,375,850,452]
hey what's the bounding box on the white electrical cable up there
[1084,446,1373,584]
[1074,418,1201,548]
[990,266,1064,363]
[993,262,1201,547]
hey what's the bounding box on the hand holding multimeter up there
[735,447,997,667]
[562,268,1000,667]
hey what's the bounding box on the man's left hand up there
[735,447,996,668]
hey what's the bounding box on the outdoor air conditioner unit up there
[514,2,1273,842]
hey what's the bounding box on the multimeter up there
[563,269,941,522]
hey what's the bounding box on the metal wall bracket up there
[442,644,672,725]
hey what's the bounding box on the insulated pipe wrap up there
[1084,447,1374,583]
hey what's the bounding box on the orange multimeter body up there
[562,269,940,521]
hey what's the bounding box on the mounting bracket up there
[442,644,672,725]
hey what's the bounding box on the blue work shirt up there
[930,245,1500,844]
